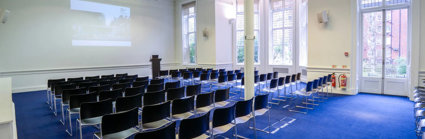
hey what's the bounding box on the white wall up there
[0,0,176,92]
[215,0,234,65]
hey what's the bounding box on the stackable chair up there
[60,88,87,125]
[134,122,176,139]
[273,72,279,79]
[116,93,142,113]
[186,84,201,97]
[53,83,77,116]
[66,93,97,136]
[78,99,113,139]
[98,89,124,101]
[136,76,149,82]
[252,93,274,134]
[234,98,256,138]
[89,85,111,93]
[182,72,194,86]
[195,92,215,114]
[214,88,231,107]
[296,73,301,90]
[167,87,186,101]
[179,112,211,139]
[213,75,228,90]
[227,74,237,88]
[94,108,139,139]
[326,74,333,97]
[141,101,172,131]
[258,74,267,90]
[124,86,145,97]
[165,81,181,90]
[290,74,297,92]
[115,73,128,78]
[266,73,273,87]
[147,84,164,92]
[211,104,237,138]
[159,70,170,80]
[85,76,100,81]
[289,81,314,114]
[47,78,66,105]
[101,75,114,79]
[199,73,211,92]
[112,82,131,90]
[262,79,280,105]
[150,79,165,85]
[133,81,148,89]
[171,96,195,120]
[171,71,182,82]
[143,90,166,106]
[193,71,202,82]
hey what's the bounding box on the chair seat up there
[172,112,194,120]
[80,116,102,126]
[418,119,425,130]
[235,114,252,124]
[95,128,138,139]
[68,108,80,113]
[196,106,214,113]
[254,108,268,116]
[215,101,230,107]
[416,110,425,117]
[294,90,311,96]
[415,103,425,109]
[143,119,171,130]
[262,88,277,93]
[212,123,235,135]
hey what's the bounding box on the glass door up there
[360,8,409,96]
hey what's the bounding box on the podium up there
[150,55,162,79]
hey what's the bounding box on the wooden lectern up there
[150,55,161,79]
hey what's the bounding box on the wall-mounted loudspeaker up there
[317,10,328,24]
[0,9,10,24]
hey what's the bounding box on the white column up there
[244,0,255,100]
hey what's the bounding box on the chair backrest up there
[48,78,66,88]
[142,101,171,124]
[80,99,113,120]
[254,93,270,110]
[219,72,227,77]
[269,79,278,89]
[215,88,230,103]
[55,84,77,95]
[306,82,313,92]
[235,98,253,118]
[254,70,259,76]
[171,71,181,78]
[125,86,146,97]
[150,79,165,85]
[200,73,210,81]
[112,82,131,90]
[179,69,188,73]
[285,75,291,84]
[147,84,164,92]
[160,70,169,76]
[313,79,319,89]
[297,73,301,80]
[167,87,186,101]
[318,77,323,86]
[165,81,181,90]
[211,69,218,73]
[236,73,244,80]
[85,76,100,80]
[291,74,296,82]
[219,69,226,73]
[322,76,327,85]
[143,90,166,106]
[119,79,134,84]
[213,104,236,128]
[89,84,111,93]
[183,72,193,79]
[134,122,176,139]
[101,74,114,79]
[62,88,87,103]
[254,75,259,83]
[218,75,228,83]
[273,72,279,79]
[99,80,115,86]
[69,93,98,109]
[124,75,138,81]
[116,93,142,113]
[327,74,332,82]
[133,81,148,88]
[196,92,214,108]
[186,84,201,97]
[234,70,241,74]
[227,74,236,82]
[99,89,124,101]
[260,74,267,82]
[179,111,210,139]
[172,96,195,115]
[101,108,139,137]
[278,77,285,86]
[267,73,273,80]
[196,68,203,71]
[210,72,219,80]
[68,77,84,82]
[115,73,128,78]
[193,71,201,78]
[78,81,98,89]
[136,76,149,82]
[227,70,234,75]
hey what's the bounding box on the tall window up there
[269,0,295,65]
[236,0,260,64]
[182,2,196,64]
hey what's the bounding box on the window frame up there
[181,2,197,65]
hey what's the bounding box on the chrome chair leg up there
[60,103,66,125]
[66,110,73,136]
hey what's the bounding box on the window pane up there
[273,29,283,45]
[283,29,293,65]
[271,0,284,10]
[254,14,259,30]
[284,9,293,27]
[236,14,244,30]
[189,7,195,16]
[384,9,408,78]
[385,0,409,5]
[188,17,195,32]
[362,11,383,77]
[254,31,259,63]
[361,0,383,9]
[272,12,283,28]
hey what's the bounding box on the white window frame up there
[235,0,261,65]
[182,2,197,65]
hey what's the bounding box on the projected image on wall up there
[71,0,131,47]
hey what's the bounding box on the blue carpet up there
[13,89,415,139]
